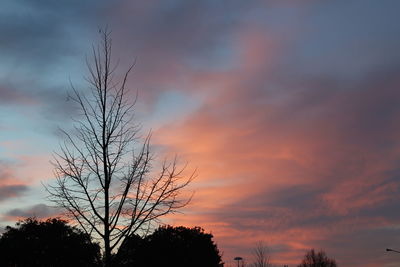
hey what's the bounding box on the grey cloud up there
[0,0,109,121]
[0,82,78,122]
[0,161,29,201]
[0,0,105,60]
[101,1,257,102]
[315,227,400,266]
[0,185,29,202]
[210,187,331,233]
[6,204,61,219]
[0,161,16,181]
[0,84,30,105]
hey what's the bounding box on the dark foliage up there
[113,225,224,267]
[0,218,101,267]
[297,249,337,267]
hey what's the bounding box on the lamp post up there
[386,248,400,254]
[234,256,243,267]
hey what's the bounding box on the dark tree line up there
[0,218,101,267]
[247,243,337,267]
[0,218,223,267]
[114,225,224,267]
[0,218,338,267]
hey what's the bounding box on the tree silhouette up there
[0,218,100,267]
[297,249,337,267]
[113,225,224,267]
[46,29,194,266]
[251,241,271,267]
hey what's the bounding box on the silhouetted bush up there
[0,218,101,267]
[297,249,337,267]
[113,225,224,267]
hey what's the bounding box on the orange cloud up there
[149,29,400,265]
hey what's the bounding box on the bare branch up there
[46,29,194,267]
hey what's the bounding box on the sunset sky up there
[1,1,400,266]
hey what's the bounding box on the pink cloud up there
[148,31,400,266]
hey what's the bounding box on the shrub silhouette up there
[114,225,224,267]
[0,217,101,267]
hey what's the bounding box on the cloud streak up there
[1,0,400,266]
[4,204,62,221]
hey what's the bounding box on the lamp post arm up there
[387,248,400,254]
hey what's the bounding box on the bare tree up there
[252,241,271,267]
[297,249,337,267]
[46,29,194,267]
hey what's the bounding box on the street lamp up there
[234,256,243,267]
[386,248,400,254]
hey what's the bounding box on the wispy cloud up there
[4,204,62,221]
[1,0,400,266]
